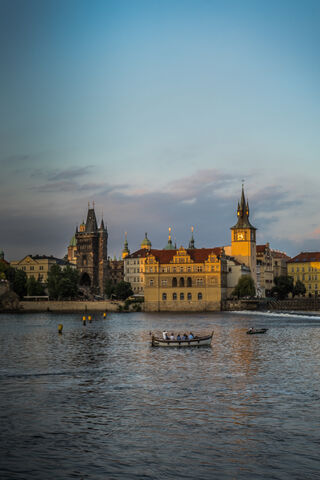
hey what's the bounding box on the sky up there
[0,0,319,260]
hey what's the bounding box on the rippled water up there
[1,311,320,479]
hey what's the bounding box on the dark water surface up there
[1,311,320,480]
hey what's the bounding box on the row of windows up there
[162,292,203,301]
[291,266,320,273]
[295,274,318,281]
[20,266,44,271]
[145,265,219,273]
[149,277,218,287]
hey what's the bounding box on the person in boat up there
[182,333,188,340]
[169,333,175,340]
[162,331,169,340]
[176,334,181,341]
[188,332,194,340]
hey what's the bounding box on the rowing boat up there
[246,328,268,335]
[151,332,213,347]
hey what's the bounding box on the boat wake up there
[230,310,320,320]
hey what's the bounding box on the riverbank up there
[18,300,124,313]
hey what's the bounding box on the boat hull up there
[151,333,213,347]
[246,328,268,335]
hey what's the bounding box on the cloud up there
[0,154,30,166]
[48,165,96,181]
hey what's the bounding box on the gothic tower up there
[75,204,108,295]
[231,186,257,284]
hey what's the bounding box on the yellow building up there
[11,255,72,284]
[144,247,227,311]
[288,252,320,297]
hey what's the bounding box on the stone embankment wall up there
[267,298,320,311]
[20,300,124,313]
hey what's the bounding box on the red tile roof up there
[128,247,223,264]
[288,252,320,263]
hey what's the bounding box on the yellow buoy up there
[103,312,107,318]
[58,324,63,334]
[88,315,92,322]
[82,315,86,321]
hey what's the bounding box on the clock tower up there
[231,186,257,285]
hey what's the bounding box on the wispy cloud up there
[48,165,96,181]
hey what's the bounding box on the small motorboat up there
[151,332,213,347]
[246,328,268,335]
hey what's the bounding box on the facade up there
[11,255,71,283]
[256,244,273,296]
[67,235,77,265]
[288,252,320,297]
[272,250,290,278]
[75,206,108,295]
[144,247,227,311]
[123,234,152,294]
[108,257,124,285]
[226,257,251,298]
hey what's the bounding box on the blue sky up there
[0,0,319,260]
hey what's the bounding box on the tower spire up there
[189,226,195,249]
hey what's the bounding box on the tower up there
[188,226,195,249]
[122,232,130,259]
[140,232,152,250]
[164,227,175,250]
[75,204,108,294]
[230,186,257,284]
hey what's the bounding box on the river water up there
[0,311,320,479]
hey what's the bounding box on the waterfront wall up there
[19,300,124,313]
[144,300,222,312]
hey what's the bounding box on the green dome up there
[69,235,77,247]
[141,232,151,248]
[164,238,175,250]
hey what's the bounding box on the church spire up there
[233,184,255,229]
[188,226,195,249]
[122,232,130,258]
[164,227,175,250]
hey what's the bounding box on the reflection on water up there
[1,311,320,479]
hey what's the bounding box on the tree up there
[114,281,133,300]
[26,276,45,296]
[11,269,27,299]
[47,265,62,300]
[293,280,306,298]
[270,275,294,300]
[104,279,115,299]
[47,265,79,300]
[232,275,255,298]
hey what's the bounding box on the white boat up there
[151,332,213,347]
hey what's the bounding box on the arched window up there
[198,292,203,300]
[173,292,177,300]
[179,277,184,287]
[180,292,184,300]
[162,293,167,301]
[172,277,177,287]
[187,277,192,287]
[187,292,192,300]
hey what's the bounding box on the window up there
[180,292,184,300]
[198,292,203,300]
[197,266,203,272]
[172,277,177,287]
[30,266,34,271]
[187,267,191,272]
[187,292,192,300]
[162,293,167,301]
[149,279,154,286]
[187,277,192,287]
[179,277,184,287]
[173,292,177,300]
[39,266,44,271]
[161,280,167,286]
[196,278,203,286]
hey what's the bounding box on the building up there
[271,250,290,278]
[0,249,9,268]
[144,247,227,311]
[224,185,257,285]
[226,257,251,297]
[67,234,77,265]
[256,244,273,296]
[11,255,71,283]
[75,204,108,295]
[124,233,152,294]
[108,257,124,285]
[287,252,320,297]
